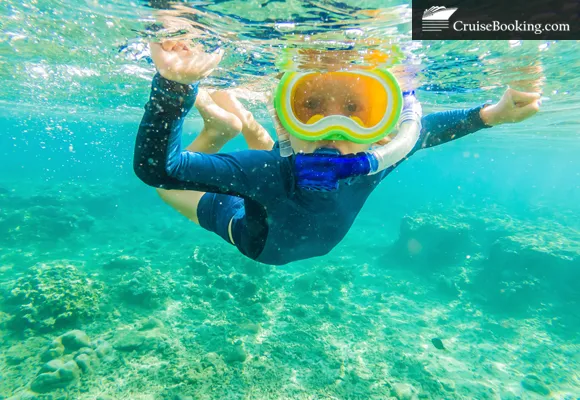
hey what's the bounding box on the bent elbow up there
[133,157,164,188]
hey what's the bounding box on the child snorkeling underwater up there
[134,40,541,266]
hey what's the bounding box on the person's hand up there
[480,87,541,126]
[150,40,224,85]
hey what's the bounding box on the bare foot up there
[209,91,274,150]
[209,91,253,128]
[195,89,243,140]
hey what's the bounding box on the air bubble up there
[344,29,363,39]
[274,22,296,32]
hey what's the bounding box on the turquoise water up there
[1,1,580,399]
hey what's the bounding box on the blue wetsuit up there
[134,74,490,265]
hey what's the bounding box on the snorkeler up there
[134,41,541,266]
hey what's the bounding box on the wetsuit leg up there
[197,193,268,260]
[197,193,244,245]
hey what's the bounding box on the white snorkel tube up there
[366,91,422,173]
[266,101,294,157]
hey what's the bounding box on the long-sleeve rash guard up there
[134,74,490,265]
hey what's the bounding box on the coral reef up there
[0,195,94,247]
[387,207,580,317]
[7,330,114,398]
[472,232,580,312]
[3,262,104,332]
[387,213,479,268]
[117,266,176,308]
[1,187,579,399]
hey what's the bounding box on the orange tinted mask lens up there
[290,72,389,128]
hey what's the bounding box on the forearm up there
[133,74,283,199]
[133,73,200,189]
[419,104,491,149]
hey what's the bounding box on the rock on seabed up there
[521,374,550,396]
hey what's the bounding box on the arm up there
[417,104,490,150]
[133,73,288,201]
[416,87,541,151]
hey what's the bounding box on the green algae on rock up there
[4,263,104,332]
[30,360,80,393]
[60,329,91,352]
[113,326,166,353]
[391,382,419,400]
[7,330,107,396]
[113,331,147,351]
[40,340,64,362]
[0,201,95,247]
[74,353,95,373]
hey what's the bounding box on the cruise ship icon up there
[422,6,458,21]
[422,6,458,32]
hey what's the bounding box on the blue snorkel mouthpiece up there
[294,148,377,192]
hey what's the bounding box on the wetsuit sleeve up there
[133,73,288,202]
[376,104,492,181]
[415,104,492,150]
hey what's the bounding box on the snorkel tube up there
[291,91,422,191]
[266,101,294,157]
[366,91,422,174]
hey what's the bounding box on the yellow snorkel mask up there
[274,69,403,144]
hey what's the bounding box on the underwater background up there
[1,0,579,399]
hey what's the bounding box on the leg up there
[204,92,274,242]
[156,89,243,224]
[186,89,243,153]
[209,91,275,150]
